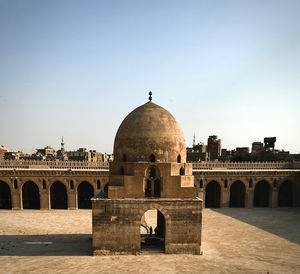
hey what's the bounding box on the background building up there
[207,135,222,161]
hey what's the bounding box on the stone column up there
[221,189,229,207]
[245,189,254,208]
[68,184,77,210]
[40,188,50,210]
[11,189,21,210]
[270,189,278,208]
[197,189,204,201]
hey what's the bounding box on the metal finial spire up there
[149,91,152,102]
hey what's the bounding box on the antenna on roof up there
[149,91,152,102]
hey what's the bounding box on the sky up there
[0,0,299,154]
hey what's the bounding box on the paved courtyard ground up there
[0,208,299,274]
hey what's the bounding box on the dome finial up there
[149,91,152,102]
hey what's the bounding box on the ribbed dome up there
[113,101,186,163]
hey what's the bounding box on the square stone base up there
[92,198,202,255]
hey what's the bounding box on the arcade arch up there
[78,181,94,209]
[0,181,11,209]
[205,181,221,208]
[230,180,245,208]
[254,180,270,207]
[278,181,293,207]
[50,181,68,209]
[22,181,40,209]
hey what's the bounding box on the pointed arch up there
[22,181,40,209]
[78,181,94,209]
[278,181,293,207]
[0,181,12,209]
[50,181,68,209]
[230,180,245,208]
[145,166,161,198]
[254,180,270,207]
[205,181,221,208]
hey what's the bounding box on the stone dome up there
[113,101,186,163]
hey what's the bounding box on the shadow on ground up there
[212,207,300,245]
[0,234,92,256]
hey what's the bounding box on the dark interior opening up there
[50,181,68,209]
[22,181,40,209]
[0,181,12,209]
[104,183,109,193]
[78,181,94,209]
[230,180,245,207]
[149,154,156,162]
[180,167,185,175]
[254,180,269,207]
[177,155,181,163]
[278,181,293,207]
[205,181,221,208]
[140,209,165,253]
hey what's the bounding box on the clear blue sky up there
[0,0,299,154]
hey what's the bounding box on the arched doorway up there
[78,181,94,209]
[22,181,40,209]
[50,181,68,209]
[0,181,12,209]
[254,180,270,207]
[205,181,221,208]
[140,209,165,252]
[230,181,245,207]
[278,181,293,207]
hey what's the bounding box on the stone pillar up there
[221,189,229,207]
[68,188,77,210]
[11,189,21,210]
[270,189,278,208]
[40,189,50,210]
[197,190,204,201]
[245,189,254,208]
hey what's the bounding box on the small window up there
[224,179,228,188]
[42,180,46,189]
[149,154,155,162]
[97,180,101,189]
[200,179,203,189]
[14,179,18,189]
[70,180,74,189]
[249,179,253,188]
[177,155,181,163]
[122,154,127,162]
[273,179,277,188]
[120,167,124,175]
[180,167,185,175]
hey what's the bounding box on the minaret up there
[61,136,65,155]
[193,133,196,147]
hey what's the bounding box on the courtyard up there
[0,208,299,273]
